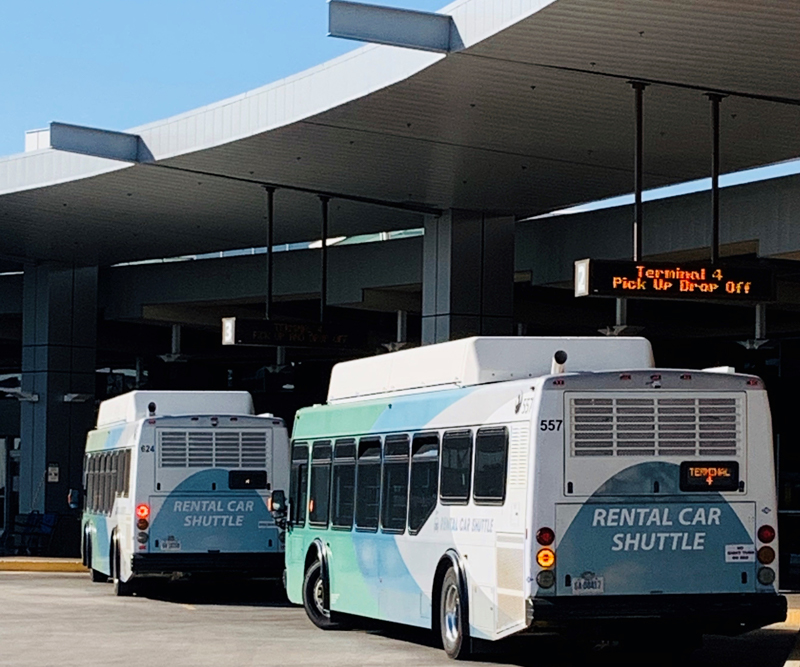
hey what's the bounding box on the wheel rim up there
[444,583,460,645]
[312,575,328,617]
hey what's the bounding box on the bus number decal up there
[140,444,155,453]
[540,419,563,432]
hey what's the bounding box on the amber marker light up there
[758,546,776,565]
[537,548,556,568]
[135,504,150,520]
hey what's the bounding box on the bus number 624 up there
[540,419,563,431]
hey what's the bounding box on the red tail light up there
[136,504,150,520]
[536,527,555,546]
[758,525,776,544]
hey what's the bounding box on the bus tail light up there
[758,546,776,565]
[757,567,776,586]
[536,527,555,546]
[758,525,776,544]
[536,570,555,589]
[537,548,555,568]
[137,518,149,531]
[136,504,150,520]
[136,532,149,544]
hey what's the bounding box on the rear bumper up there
[132,552,284,578]
[527,593,787,634]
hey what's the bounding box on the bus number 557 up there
[540,419,563,431]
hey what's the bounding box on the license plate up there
[572,575,604,595]
[161,539,181,551]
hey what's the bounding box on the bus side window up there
[355,437,382,531]
[100,453,109,515]
[473,426,509,505]
[440,430,472,504]
[309,441,332,527]
[290,444,309,527]
[331,439,356,530]
[122,449,131,497]
[381,434,410,534]
[85,455,93,513]
[409,433,439,534]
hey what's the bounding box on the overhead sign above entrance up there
[221,317,365,349]
[574,259,775,302]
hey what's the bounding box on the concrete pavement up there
[0,572,797,667]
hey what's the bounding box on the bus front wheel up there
[302,560,338,630]
[440,566,470,660]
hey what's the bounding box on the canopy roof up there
[1,0,799,266]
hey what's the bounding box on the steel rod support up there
[320,195,330,324]
[264,187,276,320]
[707,93,724,264]
[631,81,647,262]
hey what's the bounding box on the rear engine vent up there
[569,394,742,458]
[158,430,269,468]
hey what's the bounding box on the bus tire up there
[440,566,470,660]
[302,560,338,630]
[111,540,136,597]
[84,535,108,583]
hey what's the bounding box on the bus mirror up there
[67,488,81,510]
[271,490,287,515]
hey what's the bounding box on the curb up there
[0,559,86,573]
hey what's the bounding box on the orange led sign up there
[574,259,774,302]
[680,461,739,492]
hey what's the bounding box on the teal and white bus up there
[81,390,290,595]
[284,337,786,658]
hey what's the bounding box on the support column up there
[20,263,97,554]
[422,210,514,344]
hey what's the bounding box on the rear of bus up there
[528,369,786,638]
[130,414,289,581]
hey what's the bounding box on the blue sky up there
[0,0,444,157]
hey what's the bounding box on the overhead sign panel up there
[222,317,365,349]
[574,258,774,302]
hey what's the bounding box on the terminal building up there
[1,0,800,583]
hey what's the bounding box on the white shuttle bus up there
[81,390,290,595]
[285,337,786,658]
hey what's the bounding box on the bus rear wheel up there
[111,541,136,597]
[302,560,338,630]
[440,566,470,660]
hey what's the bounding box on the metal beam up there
[329,0,461,53]
[320,196,330,324]
[49,122,153,163]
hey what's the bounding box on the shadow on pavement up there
[356,622,798,667]
[132,578,293,607]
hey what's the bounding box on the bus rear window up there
[228,470,267,489]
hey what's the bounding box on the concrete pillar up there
[19,264,97,551]
[422,210,514,344]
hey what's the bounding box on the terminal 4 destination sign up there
[574,259,775,302]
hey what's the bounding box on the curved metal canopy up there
[1,0,799,266]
